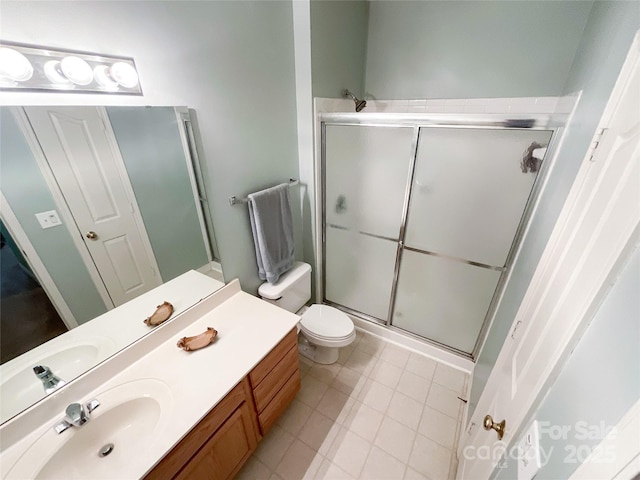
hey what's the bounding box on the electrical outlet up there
[35,210,62,229]
[518,420,542,480]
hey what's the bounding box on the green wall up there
[106,107,209,281]
[364,1,593,99]
[311,0,369,99]
[0,108,107,324]
[0,1,301,295]
[470,0,640,420]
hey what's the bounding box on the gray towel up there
[248,183,295,284]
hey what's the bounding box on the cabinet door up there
[175,401,258,480]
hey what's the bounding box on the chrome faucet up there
[33,365,66,394]
[54,399,100,434]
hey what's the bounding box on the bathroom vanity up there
[0,278,301,480]
[147,329,300,479]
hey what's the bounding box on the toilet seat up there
[300,305,355,348]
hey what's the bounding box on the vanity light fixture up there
[0,42,142,95]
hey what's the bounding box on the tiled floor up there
[237,331,469,480]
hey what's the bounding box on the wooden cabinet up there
[146,329,300,480]
[249,328,300,435]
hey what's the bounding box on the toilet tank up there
[258,262,311,313]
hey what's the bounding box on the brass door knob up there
[86,231,98,240]
[483,414,506,440]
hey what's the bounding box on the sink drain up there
[99,443,114,457]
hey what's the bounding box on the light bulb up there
[110,62,138,88]
[44,61,74,87]
[94,65,118,90]
[60,56,93,85]
[0,47,33,82]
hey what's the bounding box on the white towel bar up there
[229,179,299,206]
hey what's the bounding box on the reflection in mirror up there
[0,106,224,423]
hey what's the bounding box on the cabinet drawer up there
[258,369,301,434]
[249,328,297,386]
[253,345,298,413]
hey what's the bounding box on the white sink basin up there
[5,378,173,480]
[0,336,116,423]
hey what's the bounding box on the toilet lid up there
[300,305,354,339]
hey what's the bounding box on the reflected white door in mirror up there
[23,106,161,307]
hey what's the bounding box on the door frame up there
[458,31,640,479]
[13,106,163,308]
[0,193,79,329]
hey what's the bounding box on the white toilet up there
[258,262,356,364]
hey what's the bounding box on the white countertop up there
[0,270,225,423]
[0,280,300,479]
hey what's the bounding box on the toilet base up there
[298,333,340,365]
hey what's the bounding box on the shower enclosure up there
[321,115,556,358]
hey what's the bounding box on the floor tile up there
[404,466,430,480]
[298,410,338,453]
[251,334,467,480]
[236,456,272,480]
[314,459,355,480]
[379,343,410,368]
[332,366,367,398]
[360,445,407,479]
[357,379,394,413]
[316,387,354,424]
[408,433,452,480]
[278,399,314,436]
[370,358,403,389]
[397,370,431,404]
[308,362,342,385]
[343,401,384,442]
[298,375,330,409]
[418,406,458,449]
[327,427,372,478]
[374,416,416,464]
[337,345,355,365]
[405,353,438,380]
[275,439,324,480]
[433,364,467,394]
[426,382,462,420]
[344,349,376,376]
[387,391,423,430]
[357,332,386,357]
[254,424,295,470]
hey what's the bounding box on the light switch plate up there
[518,420,542,480]
[35,210,62,229]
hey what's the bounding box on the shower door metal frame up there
[320,112,565,359]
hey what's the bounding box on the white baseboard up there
[349,315,474,374]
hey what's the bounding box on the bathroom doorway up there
[0,222,67,364]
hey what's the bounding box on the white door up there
[24,106,162,306]
[457,34,640,479]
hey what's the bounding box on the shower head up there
[344,89,367,112]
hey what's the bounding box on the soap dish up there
[144,301,174,326]
[177,327,218,351]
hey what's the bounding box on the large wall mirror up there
[0,105,224,423]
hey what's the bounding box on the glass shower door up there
[392,127,553,353]
[324,124,414,320]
